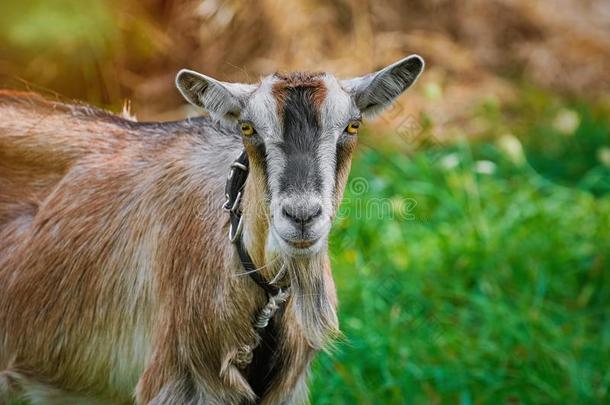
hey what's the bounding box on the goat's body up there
[0,92,330,404]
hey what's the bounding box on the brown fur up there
[271,73,327,112]
[0,91,343,404]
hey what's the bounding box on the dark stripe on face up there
[278,86,323,194]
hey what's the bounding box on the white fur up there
[175,56,425,255]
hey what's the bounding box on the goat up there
[0,55,424,404]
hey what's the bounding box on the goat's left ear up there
[342,55,424,117]
[176,69,256,122]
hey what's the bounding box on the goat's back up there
[0,91,139,254]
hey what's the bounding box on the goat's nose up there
[282,203,322,227]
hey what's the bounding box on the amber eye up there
[346,121,360,135]
[240,122,255,136]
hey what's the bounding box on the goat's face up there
[176,55,424,255]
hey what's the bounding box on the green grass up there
[310,101,610,403]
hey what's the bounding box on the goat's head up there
[176,55,424,256]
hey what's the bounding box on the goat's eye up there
[346,121,360,135]
[240,122,255,137]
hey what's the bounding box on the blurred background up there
[1,0,609,403]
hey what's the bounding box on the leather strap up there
[223,150,280,296]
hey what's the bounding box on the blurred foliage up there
[312,102,610,403]
[2,0,610,120]
[0,0,165,107]
[511,90,610,196]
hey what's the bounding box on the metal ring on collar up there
[229,191,242,213]
[222,193,231,210]
[231,162,248,171]
[229,215,244,243]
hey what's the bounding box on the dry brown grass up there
[1,0,608,132]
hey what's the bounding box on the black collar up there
[223,150,281,296]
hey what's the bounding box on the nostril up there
[282,203,322,226]
[307,205,322,223]
[282,206,295,221]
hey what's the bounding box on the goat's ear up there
[342,55,424,118]
[176,69,256,121]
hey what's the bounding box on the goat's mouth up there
[270,228,326,255]
[269,214,331,256]
[283,237,318,250]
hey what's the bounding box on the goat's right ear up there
[176,69,256,121]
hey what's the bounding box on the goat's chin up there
[268,229,328,257]
[281,246,338,349]
[262,229,337,348]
